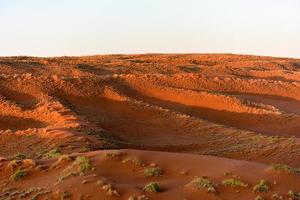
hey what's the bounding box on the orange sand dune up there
[1,150,300,200]
[0,54,300,199]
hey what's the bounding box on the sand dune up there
[0,54,300,199]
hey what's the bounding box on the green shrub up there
[287,190,300,200]
[222,178,248,187]
[11,169,27,181]
[12,153,26,160]
[191,176,216,193]
[122,157,144,167]
[144,167,163,177]
[74,156,91,173]
[46,149,62,158]
[271,163,299,174]
[253,180,269,193]
[143,182,162,193]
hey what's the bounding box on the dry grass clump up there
[143,167,163,177]
[253,180,269,193]
[96,177,120,196]
[287,190,300,200]
[7,158,36,182]
[3,187,50,199]
[104,151,124,159]
[11,169,27,181]
[270,163,300,174]
[254,195,264,200]
[11,153,26,161]
[45,148,62,158]
[51,155,73,169]
[122,157,144,167]
[60,191,71,200]
[189,176,217,193]
[56,156,92,184]
[143,182,162,193]
[73,156,92,174]
[8,159,36,170]
[222,178,248,187]
[272,193,283,200]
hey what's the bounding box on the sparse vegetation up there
[222,178,248,187]
[190,176,216,193]
[11,169,27,181]
[56,156,91,184]
[144,167,163,177]
[271,163,300,174]
[254,195,264,200]
[105,151,123,158]
[96,177,119,196]
[122,157,144,167]
[12,153,26,160]
[287,190,300,200]
[143,182,162,193]
[128,194,149,200]
[102,184,120,196]
[272,193,283,200]
[73,156,92,173]
[253,180,269,193]
[46,148,62,158]
[60,191,71,200]
[57,172,79,184]
[267,136,281,144]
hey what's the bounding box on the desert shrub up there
[255,195,264,200]
[56,156,91,184]
[57,172,78,184]
[102,184,120,196]
[287,190,300,199]
[51,155,72,169]
[46,149,62,158]
[144,167,163,177]
[60,191,71,200]
[222,178,248,187]
[11,169,27,181]
[190,176,216,193]
[73,156,91,173]
[122,157,144,167]
[253,180,269,193]
[143,182,162,193]
[105,151,123,158]
[12,153,26,160]
[272,193,283,200]
[271,163,299,174]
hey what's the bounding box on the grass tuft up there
[143,182,162,193]
[271,163,300,174]
[12,153,26,160]
[11,169,27,181]
[190,176,216,193]
[287,190,300,200]
[222,178,248,187]
[73,156,92,173]
[144,167,163,177]
[46,149,62,158]
[122,157,144,167]
[253,180,269,193]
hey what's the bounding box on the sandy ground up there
[0,54,300,199]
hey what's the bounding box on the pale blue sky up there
[0,0,300,57]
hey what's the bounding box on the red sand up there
[0,54,300,199]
